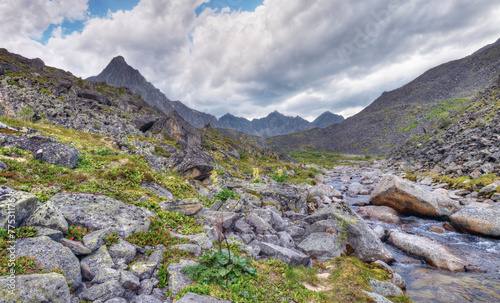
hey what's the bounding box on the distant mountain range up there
[87,57,343,137]
[219,110,343,137]
[268,37,500,154]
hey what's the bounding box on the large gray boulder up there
[370,175,460,218]
[26,202,68,233]
[0,186,39,229]
[16,236,82,290]
[80,245,115,280]
[258,242,310,266]
[450,203,500,237]
[369,278,403,297]
[244,182,307,212]
[0,134,80,168]
[79,280,125,302]
[165,147,217,180]
[357,206,402,225]
[304,203,394,263]
[167,259,199,297]
[298,232,343,261]
[388,230,467,272]
[108,239,137,265]
[29,193,150,238]
[176,292,233,303]
[0,273,71,303]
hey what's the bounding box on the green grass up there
[176,256,413,303]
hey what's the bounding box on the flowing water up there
[326,171,500,303]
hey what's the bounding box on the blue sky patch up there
[195,0,264,16]
[36,0,140,44]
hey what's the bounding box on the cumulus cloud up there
[1,0,500,120]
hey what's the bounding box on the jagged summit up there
[219,110,343,138]
[89,56,343,136]
[88,56,220,128]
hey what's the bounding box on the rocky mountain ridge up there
[219,110,344,138]
[268,37,500,154]
[87,56,221,129]
[391,74,500,178]
[88,56,344,137]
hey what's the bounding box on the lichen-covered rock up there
[130,294,163,303]
[119,269,141,291]
[0,273,71,303]
[298,232,342,261]
[362,290,393,303]
[0,186,39,229]
[16,236,82,290]
[0,134,80,168]
[258,242,310,266]
[388,230,466,272]
[189,233,213,249]
[79,280,125,302]
[25,202,68,233]
[43,193,150,238]
[370,175,460,218]
[108,239,137,265]
[61,238,92,255]
[35,226,64,242]
[369,278,404,297]
[83,228,116,252]
[91,267,121,284]
[130,261,157,281]
[81,245,114,280]
[244,183,307,212]
[171,244,202,256]
[167,259,199,297]
[304,203,394,263]
[450,203,500,237]
[159,198,203,216]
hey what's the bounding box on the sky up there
[1,0,500,121]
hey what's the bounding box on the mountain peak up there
[110,55,127,65]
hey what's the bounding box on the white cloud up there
[1,0,500,121]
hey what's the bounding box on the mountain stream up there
[326,168,500,303]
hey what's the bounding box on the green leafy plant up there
[66,225,89,242]
[103,232,120,247]
[182,214,256,287]
[269,169,287,182]
[215,188,238,202]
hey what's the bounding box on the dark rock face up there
[165,147,217,180]
[0,134,80,168]
[87,56,220,128]
[219,110,344,138]
[268,38,500,154]
[149,110,201,148]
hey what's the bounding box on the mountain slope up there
[220,110,344,137]
[87,56,221,128]
[391,73,500,177]
[268,37,500,154]
[312,111,344,128]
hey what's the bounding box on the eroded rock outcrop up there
[370,175,460,218]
